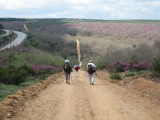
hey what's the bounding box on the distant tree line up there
[0,18,27,22]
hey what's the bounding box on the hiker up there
[74,65,80,77]
[87,60,96,85]
[63,59,72,85]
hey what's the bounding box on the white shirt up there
[87,63,96,69]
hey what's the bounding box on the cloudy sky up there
[0,0,160,19]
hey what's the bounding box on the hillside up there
[27,19,160,66]
[0,18,160,120]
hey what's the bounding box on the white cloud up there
[14,11,85,18]
[62,0,117,5]
[111,12,128,18]
[47,11,70,18]
[140,7,150,13]
[0,0,97,10]
[66,0,92,5]
[72,6,85,11]
[0,0,131,10]
[140,1,160,7]
[0,0,160,19]
[72,4,115,14]
[100,4,115,12]
[0,0,46,9]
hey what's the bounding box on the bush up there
[0,68,26,85]
[95,56,108,69]
[110,74,121,80]
[107,61,129,73]
[18,64,35,75]
[9,72,26,85]
[0,32,17,47]
[153,56,160,73]
[0,30,6,35]
[133,62,152,71]
[129,55,138,68]
[0,64,34,85]
[0,68,10,83]
[125,72,136,77]
[132,44,136,48]
[30,65,62,74]
[107,60,152,73]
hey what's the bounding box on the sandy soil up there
[5,70,160,120]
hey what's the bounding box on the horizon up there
[0,18,160,21]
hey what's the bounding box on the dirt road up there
[6,70,159,120]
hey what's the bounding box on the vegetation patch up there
[1,19,160,103]
[110,73,121,80]
[153,56,160,74]
[0,46,63,101]
[0,32,17,47]
[107,60,152,73]
[0,30,6,35]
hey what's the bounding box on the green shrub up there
[125,72,136,77]
[18,64,36,75]
[0,64,34,85]
[153,56,160,73]
[95,56,107,69]
[110,74,121,80]
[0,68,10,83]
[130,55,138,68]
[97,64,107,69]
[0,30,6,35]
[0,68,26,85]
[132,44,136,48]
[10,72,25,85]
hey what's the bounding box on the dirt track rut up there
[6,70,160,120]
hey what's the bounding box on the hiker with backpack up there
[63,59,72,85]
[74,65,80,77]
[87,60,96,85]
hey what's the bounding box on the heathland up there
[0,19,160,120]
[0,18,160,100]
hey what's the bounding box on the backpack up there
[88,64,95,74]
[64,62,71,73]
[75,66,79,71]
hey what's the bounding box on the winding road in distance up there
[0,30,26,51]
[0,30,10,37]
